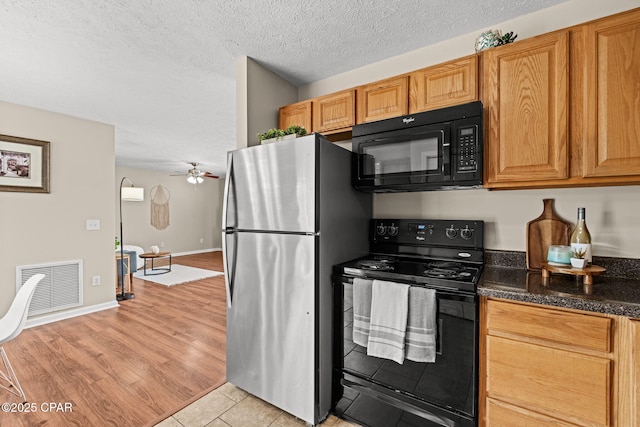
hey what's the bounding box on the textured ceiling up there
[0,0,567,177]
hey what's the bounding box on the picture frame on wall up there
[0,134,50,193]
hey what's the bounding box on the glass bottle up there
[570,207,592,264]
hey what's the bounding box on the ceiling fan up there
[171,162,219,184]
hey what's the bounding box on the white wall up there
[236,56,298,149]
[374,186,640,258]
[296,0,640,258]
[115,166,222,255]
[0,101,116,316]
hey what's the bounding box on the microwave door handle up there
[442,133,451,176]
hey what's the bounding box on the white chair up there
[0,273,44,402]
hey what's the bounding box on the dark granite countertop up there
[479,251,640,318]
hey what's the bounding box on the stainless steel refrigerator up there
[222,133,372,425]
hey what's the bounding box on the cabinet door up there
[356,75,408,123]
[487,335,611,426]
[312,89,355,133]
[583,10,640,177]
[409,55,478,113]
[618,318,640,427]
[633,319,640,427]
[279,100,312,132]
[483,31,570,186]
[487,398,579,427]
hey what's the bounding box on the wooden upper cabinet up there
[279,100,312,132]
[312,89,355,134]
[483,30,570,187]
[583,9,640,178]
[356,76,409,123]
[409,54,478,113]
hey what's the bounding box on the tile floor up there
[154,383,359,427]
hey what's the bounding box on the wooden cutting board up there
[526,199,572,270]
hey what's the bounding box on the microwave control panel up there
[456,125,478,173]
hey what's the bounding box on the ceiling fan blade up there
[203,172,219,179]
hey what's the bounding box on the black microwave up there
[352,101,483,192]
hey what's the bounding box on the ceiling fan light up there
[196,176,204,184]
[187,175,197,184]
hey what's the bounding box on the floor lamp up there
[118,177,144,301]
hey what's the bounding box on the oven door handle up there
[436,317,443,356]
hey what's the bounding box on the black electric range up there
[332,218,484,427]
[335,218,484,293]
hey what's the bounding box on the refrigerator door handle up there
[222,153,233,230]
[222,153,236,307]
[222,230,235,307]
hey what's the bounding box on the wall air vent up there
[16,260,83,316]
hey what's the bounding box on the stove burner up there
[372,256,396,263]
[426,261,464,270]
[423,261,468,279]
[357,257,396,271]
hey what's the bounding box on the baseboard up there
[25,300,119,329]
[25,249,223,328]
[172,248,222,257]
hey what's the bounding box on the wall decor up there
[0,134,50,193]
[150,184,170,230]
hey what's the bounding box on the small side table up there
[140,252,172,275]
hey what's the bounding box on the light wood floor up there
[0,251,226,427]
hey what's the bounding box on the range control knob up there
[388,225,398,236]
[376,225,387,235]
[460,226,473,240]
[445,225,458,239]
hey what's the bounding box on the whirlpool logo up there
[402,117,415,124]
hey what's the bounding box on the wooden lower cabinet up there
[486,398,579,427]
[616,317,640,427]
[487,335,610,425]
[479,297,639,426]
[633,320,640,426]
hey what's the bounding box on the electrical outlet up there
[200,238,204,243]
[160,242,165,247]
[86,219,100,230]
[92,275,101,286]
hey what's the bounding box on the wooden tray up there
[541,262,606,285]
[526,199,572,270]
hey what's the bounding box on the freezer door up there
[226,231,318,424]
[226,134,316,233]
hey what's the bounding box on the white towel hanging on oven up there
[405,286,437,363]
[367,279,409,364]
[352,278,373,347]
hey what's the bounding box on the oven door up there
[353,123,451,192]
[332,275,478,427]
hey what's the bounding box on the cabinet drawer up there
[487,398,578,426]
[486,299,611,352]
[487,336,611,426]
